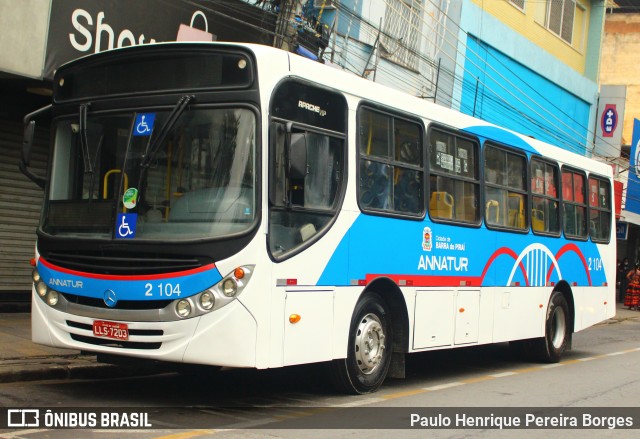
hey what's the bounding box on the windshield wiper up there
[140,94,195,169]
[86,134,104,204]
[79,103,93,174]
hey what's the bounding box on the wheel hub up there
[354,313,386,375]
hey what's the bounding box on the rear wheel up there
[531,290,570,363]
[331,293,393,394]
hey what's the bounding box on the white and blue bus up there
[21,42,615,394]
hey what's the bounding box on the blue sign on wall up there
[627,119,640,215]
[601,104,618,137]
[617,222,628,240]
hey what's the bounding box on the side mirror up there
[268,122,308,208]
[288,133,307,180]
[22,121,35,166]
[20,104,51,189]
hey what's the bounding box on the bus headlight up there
[199,291,215,310]
[168,265,254,320]
[176,299,192,318]
[36,281,48,297]
[46,290,59,306]
[222,278,238,297]
[32,269,41,283]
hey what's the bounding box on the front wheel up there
[331,293,393,394]
[531,290,570,363]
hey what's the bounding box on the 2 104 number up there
[588,257,604,271]
[144,282,182,297]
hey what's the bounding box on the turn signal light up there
[234,267,245,280]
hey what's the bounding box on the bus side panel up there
[573,286,614,332]
[282,289,334,366]
[412,288,499,350]
[490,287,548,343]
[454,289,481,344]
[413,289,455,349]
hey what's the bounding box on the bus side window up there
[357,107,424,216]
[430,191,453,219]
[562,168,587,239]
[484,144,526,231]
[456,195,476,221]
[508,194,525,228]
[428,128,479,224]
[588,176,611,242]
[485,199,500,225]
[532,205,545,232]
[360,160,392,209]
[531,158,559,235]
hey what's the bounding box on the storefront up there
[0,0,277,302]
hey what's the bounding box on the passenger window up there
[588,176,611,242]
[561,168,587,239]
[428,129,480,223]
[358,107,424,216]
[531,158,560,235]
[484,144,527,231]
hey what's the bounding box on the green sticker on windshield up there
[123,188,139,209]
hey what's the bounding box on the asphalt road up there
[1,318,639,438]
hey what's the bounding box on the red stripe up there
[365,273,483,287]
[480,247,530,286]
[38,257,216,280]
[547,243,592,286]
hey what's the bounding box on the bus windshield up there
[45,107,256,241]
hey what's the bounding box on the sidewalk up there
[0,303,639,384]
[0,312,171,383]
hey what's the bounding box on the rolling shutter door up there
[0,120,48,294]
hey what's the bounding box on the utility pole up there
[273,0,301,51]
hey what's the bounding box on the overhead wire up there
[208,1,628,173]
[317,0,640,206]
[326,7,587,154]
[385,0,612,156]
[330,0,583,153]
[324,0,620,159]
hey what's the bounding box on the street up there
[1,317,639,438]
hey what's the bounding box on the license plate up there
[93,320,129,341]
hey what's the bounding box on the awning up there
[618,209,640,226]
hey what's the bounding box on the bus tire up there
[331,293,392,394]
[531,290,570,363]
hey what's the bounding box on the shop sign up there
[44,0,276,79]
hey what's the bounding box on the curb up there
[0,355,165,384]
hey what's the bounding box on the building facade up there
[0,0,611,299]
[599,2,640,265]
[314,1,605,156]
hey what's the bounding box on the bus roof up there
[55,41,613,179]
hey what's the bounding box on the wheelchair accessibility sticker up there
[134,113,155,136]
[116,213,137,239]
